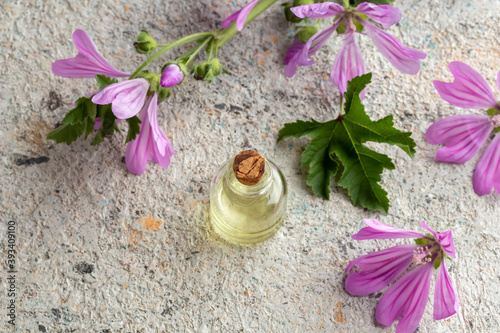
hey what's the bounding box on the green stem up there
[342,0,350,9]
[186,37,213,67]
[129,32,214,79]
[129,0,277,79]
[216,0,279,47]
[339,93,344,116]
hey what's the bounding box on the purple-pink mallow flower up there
[221,0,259,32]
[426,61,500,195]
[92,79,150,119]
[160,64,184,88]
[346,219,459,333]
[126,93,174,175]
[52,29,129,79]
[285,2,426,97]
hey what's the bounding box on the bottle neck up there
[225,160,272,196]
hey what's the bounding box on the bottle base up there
[210,213,286,245]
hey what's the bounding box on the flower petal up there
[125,95,175,174]
[352,219,426,240]
[345,244,417,296]
[221,0,259,31]
[434,62,498,109]
[291,2,344,19]
[284,37,306,78]
[355,3,401,29]
[92,79,149,119]
[297,22,340,67]
[375,262,433,333]
[331,30,366,98]
[419,221,456,258]
[152,133,174,169]
[125,106,153,175]
[363,21,426,75]
[147,93,168,156]
[497,70,500,92]
[473,132,500,195]
[52,29,129,78]
[426,114,493,164]
[434,259,460,320]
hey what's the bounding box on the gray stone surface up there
[1,0,499,332]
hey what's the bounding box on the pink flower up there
[346,219,459,333]
[160,64,184,88]
[52,29,129,79]
[426,61,500,195]
[285,2,426,97]
[125,93,174,175]
[221,0,260,32]
[92,79,150,119]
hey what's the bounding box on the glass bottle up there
[209,150,287,244]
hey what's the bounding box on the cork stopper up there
[233,150,265,186]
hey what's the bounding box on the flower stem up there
[186,37,213,67]
[129,0,278,79]
[342,0,350,9]
[216,0,279,47]
[339,93,344,116]
[129,32,214,79]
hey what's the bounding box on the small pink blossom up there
[285,2,426,97]
[92,79,150,120]
[426,61,500,195]
[52,29,129,79]
[126,93,174,175]
[221,0,260,31]
[346,219,459,333]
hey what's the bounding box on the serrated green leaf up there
[126,116,142,143]
[49,96,98,144]
[278,119,322,141]
[47,123,85,145]
[96,75,118,90]
[277,73,416,212]
[344,73,371,114]
[302,121,339,199]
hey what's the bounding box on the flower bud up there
[134,30,158,55]
[160,64,184,88]
[298,26,318,43]
[194,63,214,82]
[209,58,221,76]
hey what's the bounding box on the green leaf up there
[343,73,371,115]
[278,73,416,213]
[126,116,142,143]
[96,75,118,90]
[47,123,85,145]
[91,104,119,146]
[414,238,429,245]
[48,96,97,144]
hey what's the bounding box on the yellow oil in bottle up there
[209,152,287,244]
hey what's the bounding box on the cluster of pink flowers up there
[52,30,178,175]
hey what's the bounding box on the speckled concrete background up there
[1,0,499,332]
